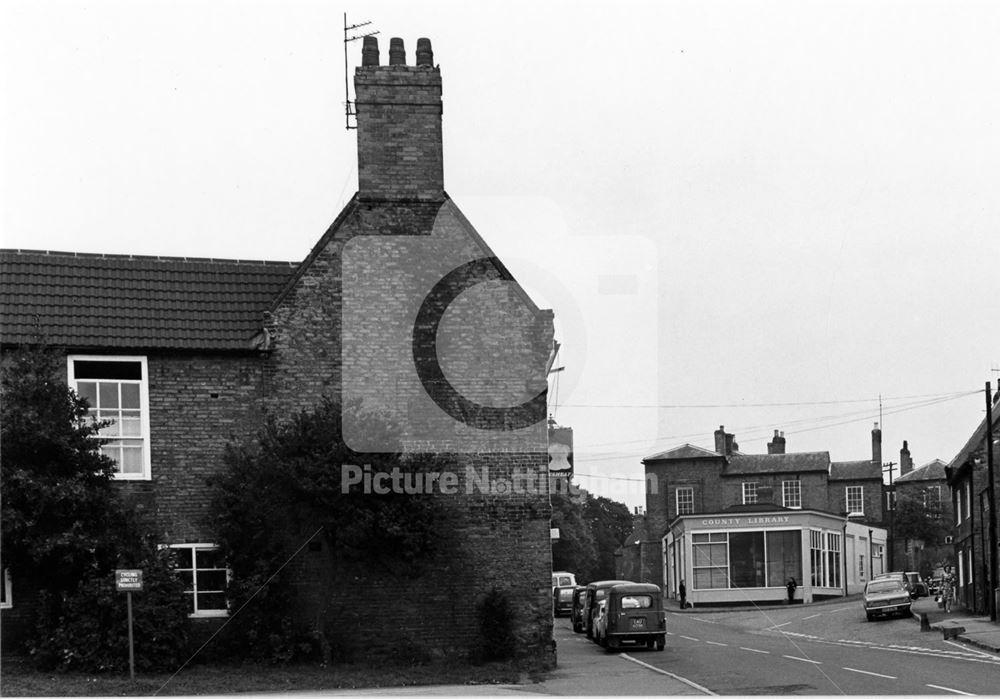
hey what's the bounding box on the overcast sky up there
[3,1,999,510]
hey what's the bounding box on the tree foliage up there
[583,495,634,580]
[894,490,952,544]
[1,344,189,671]
[207,397,447,662]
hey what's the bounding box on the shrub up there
[474,587,516,663]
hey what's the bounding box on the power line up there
[569,390,977,465]
[557,390,976,410]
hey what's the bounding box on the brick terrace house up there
[0,36,558,661]
[618,425,888,605]
[944,383,1000,616]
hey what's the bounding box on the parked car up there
[593,583,666,651]
[582,579,634,639]
[904,571,928,598]
[863,578,912,621]
[571,587,590,633]
[873,571,913,598]
[553,584,580,617]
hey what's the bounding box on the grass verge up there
[1,655,545,696]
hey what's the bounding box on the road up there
[558,599,1000,695]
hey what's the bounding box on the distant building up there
[619,425,888,605]
[892,441,953,576]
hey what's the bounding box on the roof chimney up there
[872,422,882,466]
[767,429,786,455]
[354,35,443,201]
[899,440,913,476]
[714,425,737,456]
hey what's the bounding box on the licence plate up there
[630,617,646,629]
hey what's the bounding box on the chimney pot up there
[361,36,380,66]
[389,37,406,65]
[416,37,434,66]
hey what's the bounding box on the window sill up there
[189,611,229,619]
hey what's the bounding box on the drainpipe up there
[843,516,849,597]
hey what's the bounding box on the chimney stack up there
[872,422,882,466]
[354,35,444,201]
[714,425,738,456]
[767,430,786,455]
[899,440,913,476]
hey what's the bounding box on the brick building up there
[891,441,954,576]
[945,383,1000,616]
[1,36,557,662]
[619,425,888,605]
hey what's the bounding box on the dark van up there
[593,583,665,651]
[582,579,634,639]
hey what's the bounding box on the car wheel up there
[646,638,655,649]
[866,612,873,622]
[656,638,665,651]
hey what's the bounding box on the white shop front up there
[664,508,886,605]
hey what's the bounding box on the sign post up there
[115,569,143,681]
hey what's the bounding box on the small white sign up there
[550,527,560,540]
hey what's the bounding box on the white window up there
[692,532,728,589]
[846,486,864,515]
[922,485,941,510]
[742,482,758,505]
[1,568,11,609]
[782,480,801,509]
[170,544,229,617]
[676,487,694,515]
[68,356,151,480]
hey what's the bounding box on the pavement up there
[909,595,1000,654]
[314,621,703,696]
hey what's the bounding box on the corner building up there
[620,426,888,605]
[0,36,557,663]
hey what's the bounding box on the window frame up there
[676,487,694,515]
[169,543,230,618]
[67,355,151,481]
[741,481,758,505]
[782,480,802,509]
[845,485,864,516]
[1,568,11,609]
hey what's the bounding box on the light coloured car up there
[863,578,912,621]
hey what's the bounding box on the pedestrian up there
[786,577,797,604]
[679,580,687,609]
[941,566,955,613]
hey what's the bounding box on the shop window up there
[782,480,801,509]
[846,486,864,516]
[810,530,825,586]
[765,530,802,588]
[729,531,766,588]
[826,532,841,588]
[676,487,694,515]
[68,356,151,480]
[692,532,728,589]
[741,482,757,505]
[170,544,229,617]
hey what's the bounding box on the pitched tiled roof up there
[643,444,722,462]
[724,452,830,475]
[829,460,882,481]
[896,459,948,483]
[0,249,297,350]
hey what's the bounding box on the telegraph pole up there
[986,382,997,622]
[883,461,897,571]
